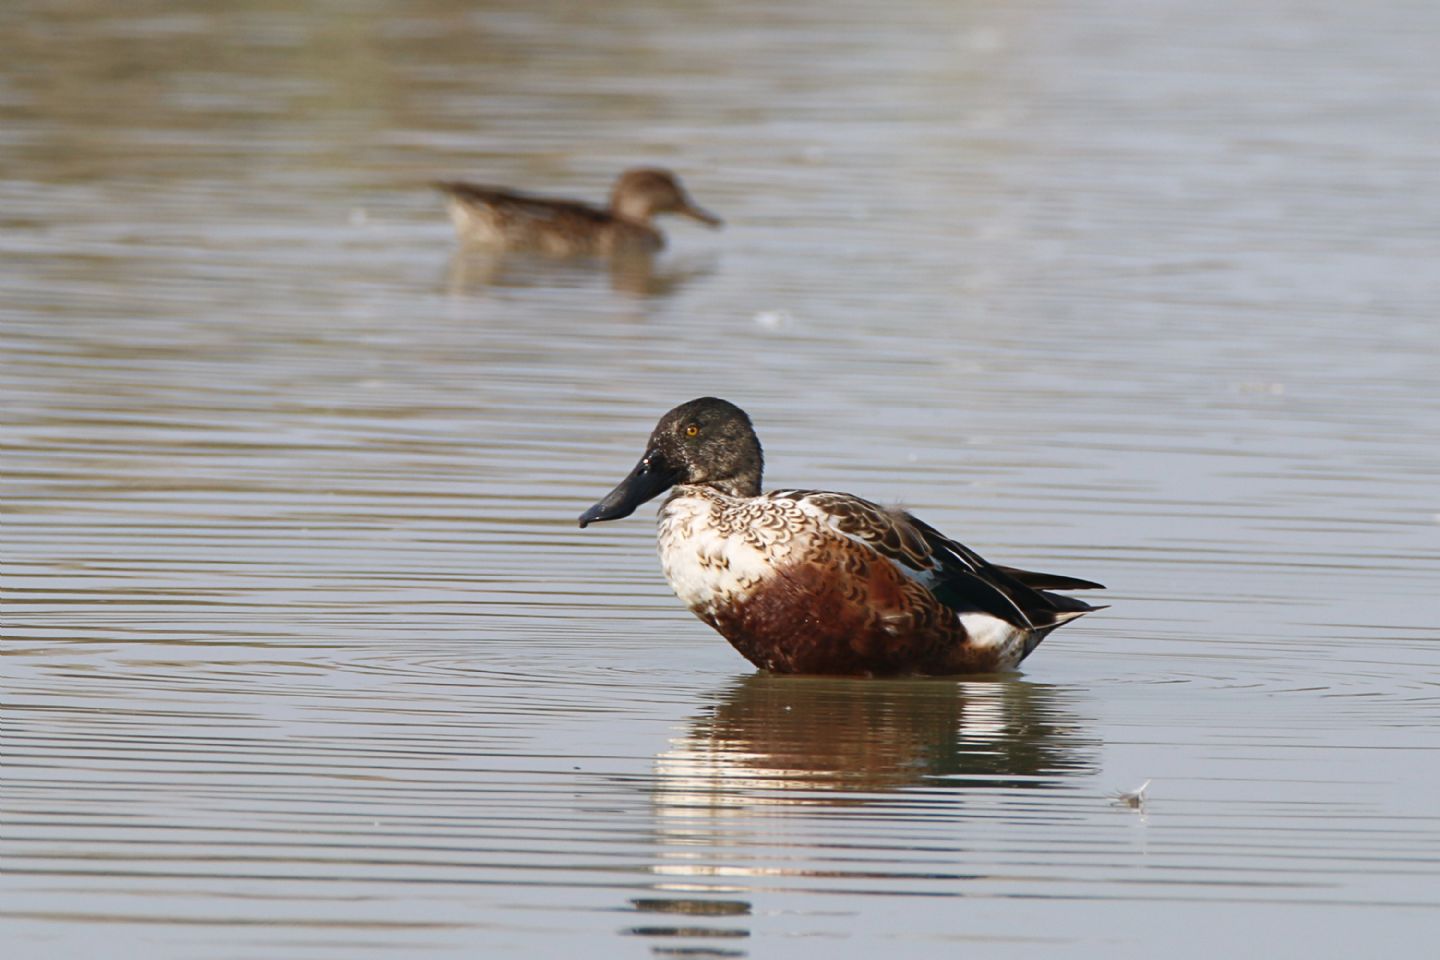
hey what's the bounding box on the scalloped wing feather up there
[778,490,1101,632]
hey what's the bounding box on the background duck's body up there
[435,168,721,256]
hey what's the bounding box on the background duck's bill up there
[681,202,723,227]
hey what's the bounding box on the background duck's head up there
[609,168,723,228]
[579,397,763,527]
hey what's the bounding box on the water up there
[3,0,1439,956]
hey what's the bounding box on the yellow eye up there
[685,424,700,437]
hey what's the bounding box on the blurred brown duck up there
[434,167,722,256]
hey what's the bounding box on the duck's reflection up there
[444,248,716,297]
[625,675,1095,954]
[654,673,1095,806]
[623,897,751,953]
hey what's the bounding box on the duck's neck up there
[692,471,761,500]
[609,193,655,225]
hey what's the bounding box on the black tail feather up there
[994,565,1105,592]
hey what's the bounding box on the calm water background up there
[4,0,1439,956]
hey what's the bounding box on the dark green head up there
[578,397,764,527]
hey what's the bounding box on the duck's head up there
[609,168,723,228]
[579,397,763,527]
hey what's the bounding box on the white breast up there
[656,494,779,615]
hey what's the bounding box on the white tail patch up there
[959,612,1029,670]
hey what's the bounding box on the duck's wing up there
[777,490,1102,631]
[776,489,937,573]
[904,513,1104,629]
[432,182,614,226]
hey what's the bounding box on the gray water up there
[4,0,1439,957]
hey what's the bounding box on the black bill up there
[578,452,679,527]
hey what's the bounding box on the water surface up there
[4,0,1440,956]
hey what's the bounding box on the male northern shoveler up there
[433,167,721,256]
[578,398,1105,676]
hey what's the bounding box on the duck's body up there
[579,399,1104,676]
[435,168,721,256]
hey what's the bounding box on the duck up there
[578,398,1104,676]
[433,167,722,256]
